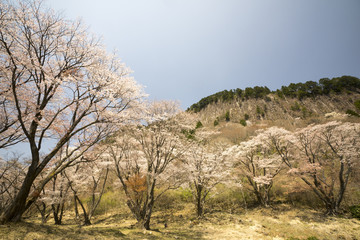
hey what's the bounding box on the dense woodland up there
[0,1,360,239]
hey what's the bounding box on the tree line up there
[188,76,360,113]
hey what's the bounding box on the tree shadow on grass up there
[0,220,207,240]
[0,221,126,240]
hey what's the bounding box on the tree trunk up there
[74,195,91,225]
[140,201,154,230]
[35,202,50,224]
[74,195,80,221]
[254,187,265,207]
[143,218,151,230]
[196,199,203,217]
[195,184,204,217]
[52,203,65,225]
[0,166,38,223]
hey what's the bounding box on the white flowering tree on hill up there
[184,141,230,216]
[103,101,187,230]
[266,121,360,214]
[292,121,360,214]
[0,155,26,215]
[225,127,284,207]
[0,3,24,149]
[64,158,110,225]
[0,0,145,223]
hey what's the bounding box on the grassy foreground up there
[0,204,359,240]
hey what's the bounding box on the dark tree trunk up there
[52,203,65,225]
[196,184,203,217]
[74,195,80,221]
[143,200,154,230]
[74,195,91,225]
[35,202,50,224]
[143,218,151,230]
[0,165,38,223]
[196,200,203,217]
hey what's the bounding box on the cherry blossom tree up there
[33,169,70,225]
[104,101,186,230]
[290,121,360,214]
[0,0,145,223]
[264,122,360,214]
[0,96,24,149]
[49,171,70,225]
[184,141,230,216]
[225,128,284,207]
[33,172,52,224]
[63,154,110,225]
[0,154,26,215]
[0,1,23,148]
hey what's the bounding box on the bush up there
[276,90,285,99]
[349,205,360,219]
[354,100,360,111]
[93,190,125,215]
[181,129,196,139]
[256,105,262,114]
[346,109,360,117]
[306,237,320,240]
[155,190,185,211]
[301,106,311,118]
[178,188,193,202]
[195,121,203,129]
[240,119,247,126]
[244,114,250,120]
[214,119,219,126]
[206,185,245,213]
[291,102,301,111]
[225,111,230,122]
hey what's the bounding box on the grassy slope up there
[1,204,359,240]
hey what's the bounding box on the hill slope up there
[187,76,360,129]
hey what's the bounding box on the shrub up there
[195,121,203,129]
[214,119,219,126]
[291,102,301,111]
[276,90,285,99]
[264,96,271,102]
[306,237,320,240]
[244,113,250,120]
[206,185,245,213]
[93,190,125,215]
[178,188,193,202]
[256,105,262,114]
[240,119,247,126]
[349,205,360,219]
[225,111,230,122]
[301,106,308,118]
[354,100,360,111]
[155,190,185,211]
[181,129,196,139]
[346,109,360,117]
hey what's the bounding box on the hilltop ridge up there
[186,76,360,138]
[188,75,360,113]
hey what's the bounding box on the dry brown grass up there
[1,204,359,240]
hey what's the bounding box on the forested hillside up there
[188,75,360,113]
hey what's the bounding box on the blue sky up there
[47,0,360,109]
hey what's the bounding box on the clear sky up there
[45,0,360,109]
